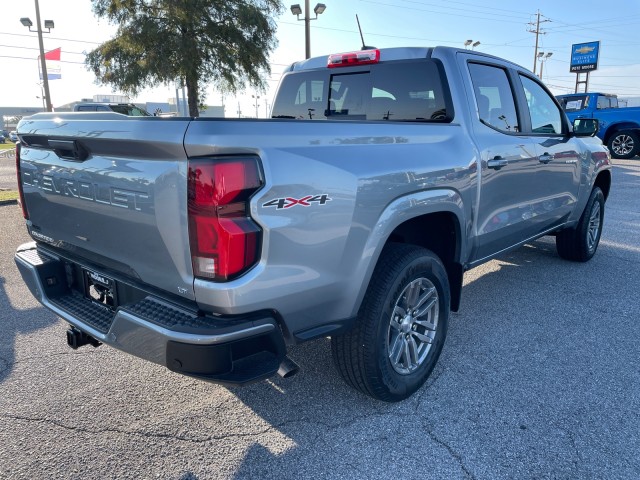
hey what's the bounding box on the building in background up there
[2,94,226,125]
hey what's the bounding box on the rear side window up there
[597,96,617,109]
[468,63,519,133]
[271,60,450,122]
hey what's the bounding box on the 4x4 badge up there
[263,194,331,209]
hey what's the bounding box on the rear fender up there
[352,188,467,316]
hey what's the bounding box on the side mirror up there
[573,118,599,137]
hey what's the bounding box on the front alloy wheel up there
[586,200,601,253]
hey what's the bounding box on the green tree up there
[86,0,283,116]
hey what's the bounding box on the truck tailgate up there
[17,115,196,300]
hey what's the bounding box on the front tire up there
[556,187,605,262]
[331,244,450,402]
[607,130,639,159]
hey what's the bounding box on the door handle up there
[538,153,554,164]
[487,156,508,170]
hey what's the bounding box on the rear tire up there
[556,187,605,262]
[331,243,450,402]
[607,130,639,159]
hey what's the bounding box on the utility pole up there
[528,11,550,75]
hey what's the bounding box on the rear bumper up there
[15,242,286,385]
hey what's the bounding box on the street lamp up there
[290,1,327,59]
[464,40,481,50]
[538,52,553,79]
[20,0,54,112]
[252,94,261,118]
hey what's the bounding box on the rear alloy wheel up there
[607,130,639,159]
[556,187,605,262]
[331,243,450,402]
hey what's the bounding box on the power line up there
[397,0,531,16]
[0,54,85,64]
[0,43,86,56]
[0,31,102,45]
[359,0,530,23]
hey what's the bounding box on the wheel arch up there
[355,189,467,316]
[594,169,612,201]
[386,211,463,312]
[602,122,640,144]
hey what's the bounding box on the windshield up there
[110,105,151,116]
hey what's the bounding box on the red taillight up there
[188,157,263,281]
[15,142,28,220]
[328,49,380,68]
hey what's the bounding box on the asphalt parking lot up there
[0,159,638,479]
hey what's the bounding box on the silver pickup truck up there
[14,47,611,402]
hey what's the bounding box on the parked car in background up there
[0,134,5,144]
[9,131,18,142]
[73,102,151,116]
[557,92,640,159]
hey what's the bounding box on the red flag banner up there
[40,47,61,80]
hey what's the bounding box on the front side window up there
[468,63,519,133]
[519,75,563,134]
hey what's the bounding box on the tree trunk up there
[185,75,199,117]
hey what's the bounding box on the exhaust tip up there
[277,356,300,378]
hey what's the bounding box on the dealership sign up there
[570,41,600,72]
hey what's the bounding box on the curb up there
[0,199,18,206]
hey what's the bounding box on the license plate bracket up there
[82,268,118,309]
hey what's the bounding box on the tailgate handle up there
[48,139,89,162]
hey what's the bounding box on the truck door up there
[516,74,582,226]
[466,61,540,261]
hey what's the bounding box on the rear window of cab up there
[271,59,452,122]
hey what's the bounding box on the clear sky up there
[2,0,640,116]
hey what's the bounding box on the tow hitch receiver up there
[66,327,102,349]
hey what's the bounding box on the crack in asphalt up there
[0,412,286,444]
[419,418,476,480]
[0,405,409,450]
[0,354,11,376]
[563,428,582,476]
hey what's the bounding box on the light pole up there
[464,40,480,50]
[537,52,553,79]
[252,94,261,118]
[20,0,54,112]
[290,2,327,59]
[36,82,46,110]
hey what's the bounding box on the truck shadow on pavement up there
[223,233,639,479]
[0,275,58,384]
